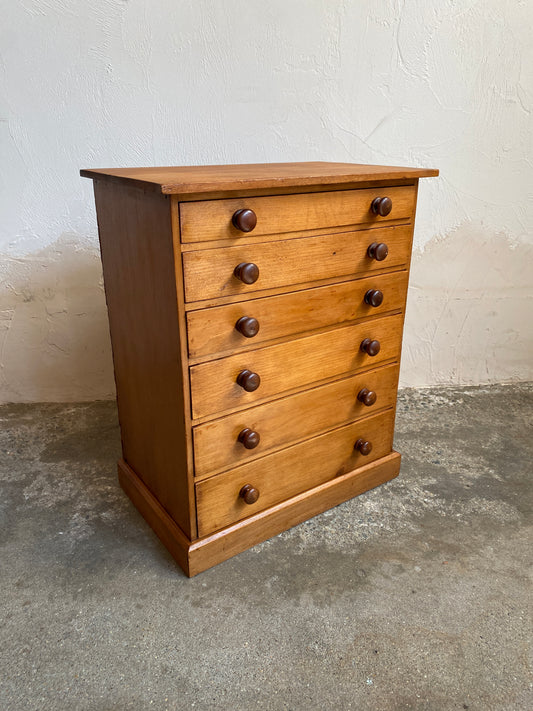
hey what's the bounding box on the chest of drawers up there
[81,161,438,576]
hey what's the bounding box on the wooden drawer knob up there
[371,196,392,216]
[364,289,384,307]
[234,262,259,284]
[360,338,381,356]
[235,316,260,338]
[367,242,389,261]
[354,438,373,455]
[238,428,261,449]
[236,369,261,392]
[357,388,377,407]
[240,484,260,505]
[232,208,257,232]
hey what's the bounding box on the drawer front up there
[190,313,403,420]
[187,271,408,359]
[182,224,413,303]
[180,185,416,244]
[196,409,395,536]
[193,363,400,478]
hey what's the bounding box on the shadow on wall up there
[401,223,533,388]
[0,235,116,403]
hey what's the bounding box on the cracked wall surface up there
[1,0,532,402]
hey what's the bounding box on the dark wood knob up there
[239,484,260,505]
[235,316,260,338]
[238,428,261,449]
[371,196,392,216]
[354,438,373,455]
[236,369,261,392]
[367,242,389,261]
[364,289,384,307]
[234,262,259,284]
[357,388,377,407]
[232,208,257,232]
[360,338,381,356]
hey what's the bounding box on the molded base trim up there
[118,452,401,577]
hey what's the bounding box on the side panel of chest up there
[93,182,195,538]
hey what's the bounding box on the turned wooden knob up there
[235,316,260,338]
[371,196,392,216]
[367,242,389,261]
[354,438,373,455]
[364,289,384,307]
[360,338,381,356]
[236,369,261,392]
[234,262,259,284]
[238,428,261,449]
[232,208,257,232]
[357,388,377,407]
[240,484,260,504]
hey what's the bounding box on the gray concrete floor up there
[0,384,532,711]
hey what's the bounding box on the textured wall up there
[1,0,532,402]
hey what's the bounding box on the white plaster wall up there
[1,0,532,402]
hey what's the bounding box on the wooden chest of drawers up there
[81,161,438,576]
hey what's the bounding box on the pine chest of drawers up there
[81,161,438,576]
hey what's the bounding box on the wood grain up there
[93,181,194,537]
[81,161,438,195]
[182,267,406,312]
[193,363,400,478]
[196,409,395,536]
[190,313,403,420]
[182,224,413,302]
[187,271,408,360]
[180,185,416,243]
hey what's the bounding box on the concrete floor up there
[0,384,531,711]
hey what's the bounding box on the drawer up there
[182,224,413,303]
[180,185,416,244]
[196,409,395,536]
[187,271,408,359]
[193,363,399,478]
[190,313,403,420]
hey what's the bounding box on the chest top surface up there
[80,161,438,194]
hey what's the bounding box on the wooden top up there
[80,161,438,195]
